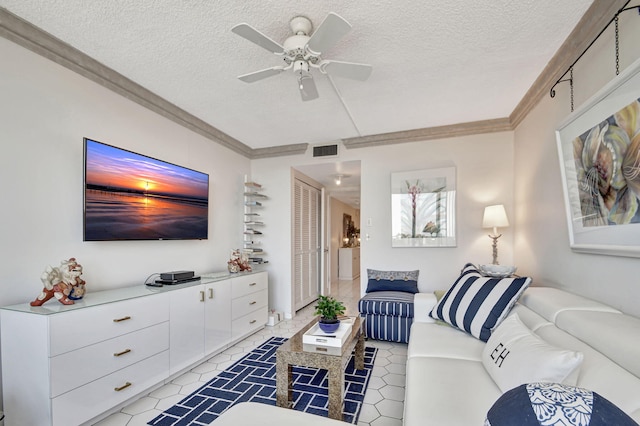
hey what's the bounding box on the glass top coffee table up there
[275,316,365,421]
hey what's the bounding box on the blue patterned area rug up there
[148,336,377,426]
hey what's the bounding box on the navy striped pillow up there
[429,270,531,341]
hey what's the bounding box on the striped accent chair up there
[358,291,415,343]
[358,269,419,343]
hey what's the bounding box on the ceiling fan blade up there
[299,76,319,101]
[322,60,372,81]
[231,23,284,54]
[238,67,284,83]
[306,12,352,54]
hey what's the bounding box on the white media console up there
[0,270,268,426]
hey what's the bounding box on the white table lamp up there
[482,204,509,265]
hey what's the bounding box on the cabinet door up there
[338,248,353,279]
[352,249,360,279]
[204,279,231,355]
[169,285,205,375]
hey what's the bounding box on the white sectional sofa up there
[404,286,640,425]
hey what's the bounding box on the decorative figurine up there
[30,258,86,306]
[228,249,251,273]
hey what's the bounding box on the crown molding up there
[0,7,253,158]
[251,143,309,159]
[342,118,513,149]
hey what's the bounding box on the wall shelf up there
[243,177,266,264]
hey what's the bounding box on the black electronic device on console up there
[154,276,200,285]
[160,270,195,281]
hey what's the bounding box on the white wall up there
[513,11,640,318]
[0,37,249,308]
[360,133,516,291]
[254,131,515,317]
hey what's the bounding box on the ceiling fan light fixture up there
[335,175,342,185]
[293,60,310,75]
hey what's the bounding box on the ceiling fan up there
[231,12,372,101]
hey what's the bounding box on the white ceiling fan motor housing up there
[289,16,312,36]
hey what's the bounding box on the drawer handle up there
[113,349,131,357]
[200,291,205,302]
[249,282,257,286]
[315,347,328,352]
[113,316,131,323]
[249,301,257,305]
[209,288,214,299]
[114,382,132,392]
[250,319,257,324]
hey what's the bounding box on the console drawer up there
[231,272,267,299]
[49,294,169,356]
[50,321,169,397]
[232,308,268,339]
[231,289,267,320]
[52,350,169,426]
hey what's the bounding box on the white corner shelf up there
[243,176,266,265]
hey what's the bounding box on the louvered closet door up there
[293,179,321,311]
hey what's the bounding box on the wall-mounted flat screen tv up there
[84,138,209,241]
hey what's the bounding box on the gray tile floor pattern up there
[95,278,407,426]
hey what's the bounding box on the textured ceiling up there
[1,0,594,150]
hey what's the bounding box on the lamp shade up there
[483,204,509,228]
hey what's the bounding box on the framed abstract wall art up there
[556,56,640,258]
[391,167,456,247]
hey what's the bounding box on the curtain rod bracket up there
[549,2,639,101]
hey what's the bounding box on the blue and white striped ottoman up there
[358,291,415,343]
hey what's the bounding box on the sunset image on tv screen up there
[84,138,209,241]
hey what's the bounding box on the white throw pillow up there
[482,314,584,393]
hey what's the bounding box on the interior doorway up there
[292,176,322,311]
[292,161,361,310]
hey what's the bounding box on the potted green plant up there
[314,295,346,333]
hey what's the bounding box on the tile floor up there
[95,278,408,426]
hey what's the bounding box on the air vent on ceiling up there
[313,144,339,157]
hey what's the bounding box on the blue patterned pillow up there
[366,269,419,293]
[485,382,638,426]
[429,265,531,341]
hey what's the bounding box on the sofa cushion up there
[482,314,583,393]
[365,269,419,293]
[485,382,638,426]
[519,287,621,322]
[408,321,485,361]
[555,310,640,379]
[533,317,640,421]
[429,268,531,341]
[508,304,552,332]
[213,401,347,425]
[405,356,501,426]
